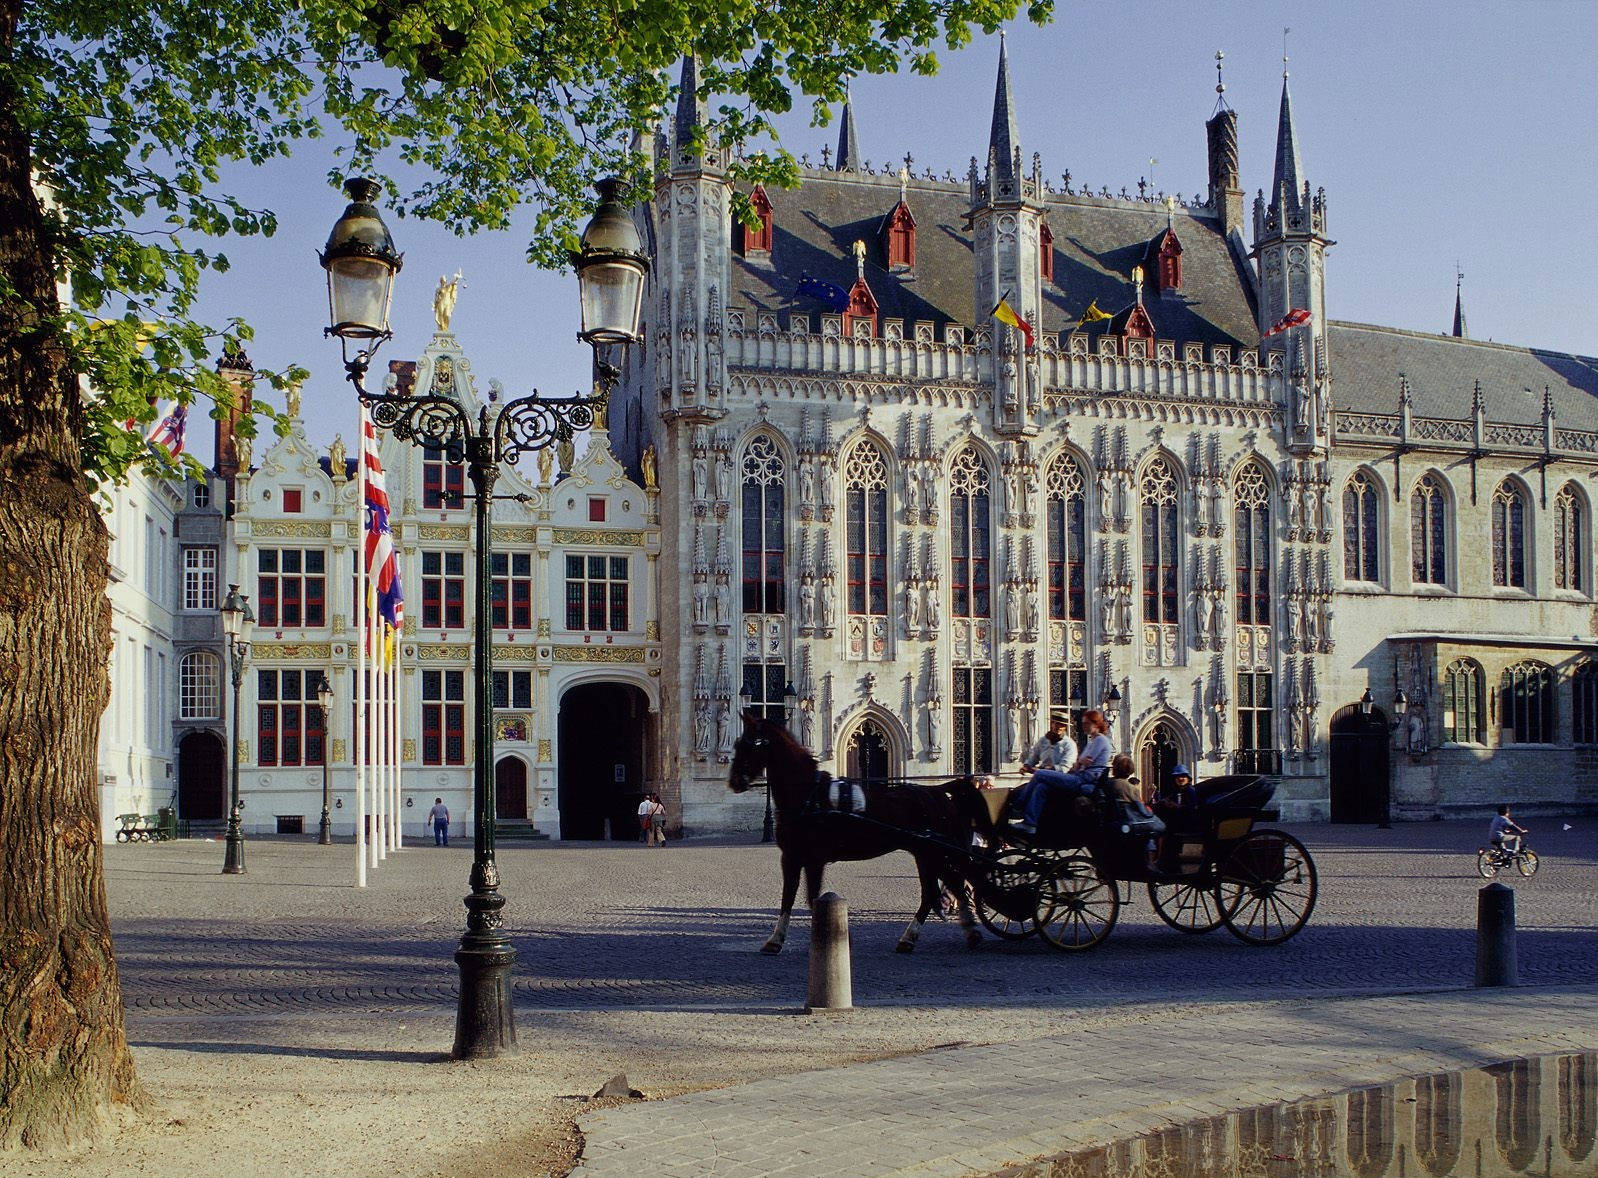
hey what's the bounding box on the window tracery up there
[1232,463,1271,625]
[1499,661,1553,744]
[1554,484,1585,592]
[1492,481,1527,588]
[1442,657,1483,744]
[1140,457,1179,624]
[740,434,786,614]
[1045,454,1086,621]
[1343,471,1380,583]
[1410,476,1447,586]
[844,441,889,617]
[949,446,992,619]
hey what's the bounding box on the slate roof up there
[1328,322,1598,432]
[730,168,1258,349]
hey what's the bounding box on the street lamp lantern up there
[320,177,404,344]
[1358,687,1375,717]
[316,673,334,711]
[782,681,797,722]
[738,683,754,714]
[220,582,255,642]
[315,674,334,846]
[1393,689,1409,718]
[570,178,649,346]
[1102,681,1122,726]
[219,584,254,875]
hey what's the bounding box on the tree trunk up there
[0,0,142,1149]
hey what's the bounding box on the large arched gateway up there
[558,682,648,840]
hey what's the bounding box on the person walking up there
[649,793,667,846]
[426,797,450,846]
[637,794,654,844]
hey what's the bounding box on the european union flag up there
[794,274,850,312]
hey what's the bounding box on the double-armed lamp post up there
[318,176,648,1059]
[220,584,255,875]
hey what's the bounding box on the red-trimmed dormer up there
[1144,226,1183,294]
[843,276,878,336]
[1039,219,1055,283]
[1109,269,1156,341]
[880,199,916,272]
[737,184,774,255]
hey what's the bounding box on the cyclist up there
[1487,804,1528,856]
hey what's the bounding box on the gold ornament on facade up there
[433,271,463,332]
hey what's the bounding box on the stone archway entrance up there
[495,757,528,820]
[177,731,225,820]
[1134,715,1195,798]
[843,716,895,782]
[558,682,646,840]
[1330,704,1391,824]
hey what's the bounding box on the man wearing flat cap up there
[1021,711,1078,775]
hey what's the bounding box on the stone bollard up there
[806,891,853,1012]
[1475,881,1519,987]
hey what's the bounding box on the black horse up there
[729,712,992,953]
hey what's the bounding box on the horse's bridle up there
[728,731,769,794]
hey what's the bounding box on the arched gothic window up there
[179,651,220,720]
[1492,481,1528,588]
[1499,661,1553,744]
[1410,475,1448,586]
[1554,484,1586,592]
[1574,661,1597,747]
[1140,457,1179,623]
[949,446,992,618]
[1233,463,1271,625]
[1442,658,1484,744]
[844,441,889,617]
[740,435,786,614]
[1343,471,1380,583]
[1044,453,1086,620]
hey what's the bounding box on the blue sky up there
[184,1,1597,465]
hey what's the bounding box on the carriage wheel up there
[974,848,1044,939]
[1217,830,1318,946]
[1147,878,1226,934]
[1035,855,1119,951]
[1476,848,1502,878]
[1516,850,1540,878]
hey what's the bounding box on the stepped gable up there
[1329,322,1598,431]
[728,170,1257,348]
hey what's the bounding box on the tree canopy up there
[12,0,1048,487]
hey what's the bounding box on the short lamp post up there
[316,674,334,845]
[319,175,647,1060]
[220,584,255,875]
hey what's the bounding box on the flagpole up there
[369,598,382,869]
[391,645,403,850]
[384,627,396,853]
[374,611,387,862]
[355,407,368,888]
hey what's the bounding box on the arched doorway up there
[558,682,647,840]
[1134,715,1195,798]
[495,757,528,820]
[177,731,225,820]
[1329,704,1390,823]
[843,717,895,782]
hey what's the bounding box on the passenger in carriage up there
[1021,711,1078,775]
[1159,764,1198,810]
[1106,754,1165,870]
[1009,709,1114,835]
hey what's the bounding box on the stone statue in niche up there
[691,452,709,501]
[1405,707,1428,756]
[693,703,712,755]
[713,578,730,627]
[716,702,734,756]
[818,579,836,629]
[1097,470,1114,524]
[922,581,940,631]
[905,580,922,631]
[927,704,942,754]
[692,578,710,626]
[1005,704,1021,762]
[1199,586,1216,638]
[799,576,817,629]
[918,465,937,518]
[1022,585,1038,635]
[1004,583,1020,635]
[799,706,815,749]
[798,455,817,508]
[818,464,835,514]
[1099,591,1116,644]
[715,452,734,502]
[905,467,923,516]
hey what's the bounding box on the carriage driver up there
[1008,710,1115,836]
[1021,711,1078,775]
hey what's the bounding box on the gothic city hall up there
[181,46,1594,843]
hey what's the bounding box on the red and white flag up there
[145,403,188,456]
[1264,308,1312,338]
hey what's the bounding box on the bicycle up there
[1476,841,1540,879]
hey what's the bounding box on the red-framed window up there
[739,185,773,254]
[883,202,916,270]
[1039,220,1055,283]
[564,555,628,632]
[257,548,326,628]
[257,667,325,767]
[421,550,466,629]
[422,445,465,510]
[282,488,303,514]
[491,551,534,630]
[422,669,465,765]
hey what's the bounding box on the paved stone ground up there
[98,816,1598,1177]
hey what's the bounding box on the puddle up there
[999,1051,1597,1178]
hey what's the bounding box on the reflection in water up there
[1021,1052,1596,1178]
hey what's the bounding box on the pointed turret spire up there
[836,84,861,172]
[1452,269,1468,338]
[1271,68,1306,215]
[986,31,1020,198]
[672,55,705,170]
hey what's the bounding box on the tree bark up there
[0,0,142,1149]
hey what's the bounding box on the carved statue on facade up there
[905,579,922,632]
[1022,585,1039,635]
[922,580,940,631]
[798,455,817,509]
[905,465,923,516]
[1005,704,1022,762]
[327,435,347,479]
[691,452,709,501]
[641,444,658,491]
[1004,583,1020,636]
[715,702,734,757]
[817,462,835,514]
[693,703,712,756]
[557,436,575,476]
[926,702,942,754]
[692,578,710,626]
[818,578,836,629]
[715,452,734,502]
[433,271,463,332]
[1097,469,1114,524]
[537,446,554,485]
[713,577,730,627]
[799,576,817,629]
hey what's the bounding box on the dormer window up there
[1039,220,1055,283]
[880,201,916,272]
[1145,227,1183,294]
[843,277,878,337]
[737,185,773,255]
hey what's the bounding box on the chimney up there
[214,347,253,513]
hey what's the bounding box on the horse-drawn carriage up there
[730,713,1317,954]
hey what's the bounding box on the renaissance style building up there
[154,45,1595,843]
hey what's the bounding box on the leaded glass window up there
[1442,658,1483,744]
[1343,472,1380,582]
[1575,661,1597,746]
[844,441,889,617]
[1235,671,1277,774]
[1498,661,1553,744]
[1233,463,1272,625]
[1554,485,1585,592]
[740,435,786,614]
[952,665,993,774]
[949,446,992,619]
[1140,457,1180,623]
[1045,454,1087,621]
[1492,481,1527,589]
[1410,476,1447,586]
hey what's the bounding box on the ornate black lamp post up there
[220,584,255,875]
[319,175,647,1060]
[316,674,334,844]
